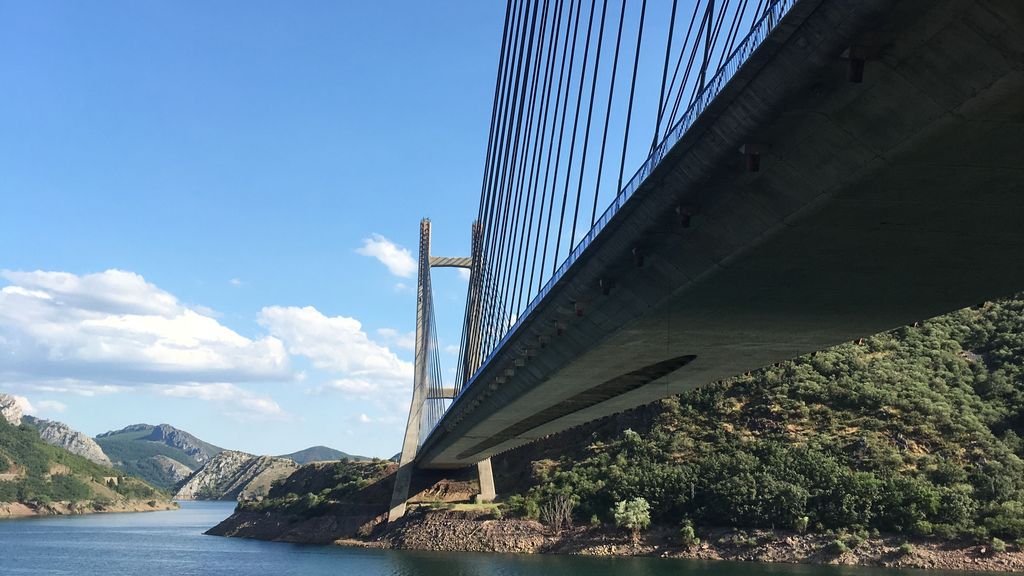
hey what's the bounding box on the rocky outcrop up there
[23,416,112,467]
[0,394,24,425]
[176,451,297,501]
[149,455,193,483]
[145,424,219,463]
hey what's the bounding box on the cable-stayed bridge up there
[389,0,1024,520]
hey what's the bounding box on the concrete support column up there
[476,457,496,502]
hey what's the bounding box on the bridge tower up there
[387,219,494,523]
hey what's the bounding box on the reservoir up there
[0,502,995,576]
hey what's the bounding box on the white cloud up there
[230,278,242,286]
[35,399,67,414]
[0,269,290,389]
[457,268,471,281]
[356,234,416,278]
[260,306,412,399]
[154,383,289,421]
[444,344,459,355]
[377,327,415,351]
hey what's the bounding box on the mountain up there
[0,416,173,517]
[23,416,111,467]
[278,445,369,465]
[95,423,224,490]
[175,450,297,501]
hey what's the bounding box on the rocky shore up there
[210,506,1024,572]
[0,498,178,518]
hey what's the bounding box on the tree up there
[614,497,651,543]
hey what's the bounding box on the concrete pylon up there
[388,219,432,523]
[387,220,496,521]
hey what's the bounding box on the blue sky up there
[0,1,505,457]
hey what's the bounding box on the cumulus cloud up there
[356,234,416,278]
[260,306,412,398]
[457,268,471,281]
[0,269,290,391]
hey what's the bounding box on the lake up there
[0,501,991,576]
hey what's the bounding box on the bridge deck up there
[419,0,1024,468]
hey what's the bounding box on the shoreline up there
[0,498,179,519]
[209,507,1024,572]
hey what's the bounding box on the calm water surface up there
[0,501,991,576]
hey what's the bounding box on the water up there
[0,502,988,576]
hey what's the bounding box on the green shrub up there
[898,542,914,556]
[794,516,809,534]
[505,494,540,520]
[825,539,849,555]
[614,498,651,543]
[991,537,1007,553]
[680,521,700,548]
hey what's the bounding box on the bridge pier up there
[476,459,496,502]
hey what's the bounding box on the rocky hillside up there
[95,423,223,490]
[0,416,174,517]
[279,445,368,465]
[23,416,111,467]
[210,296,1024,563]
[176,450,297,501]
[208,460,397,542]
[488,297,1024,544]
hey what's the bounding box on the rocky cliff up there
[0,394,24,425]
[23,416,112,467]
[149,454,193,484]
[176,450,297,501]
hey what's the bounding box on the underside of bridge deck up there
[418,0,1024,468]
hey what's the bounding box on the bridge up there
[389,0,1024,520]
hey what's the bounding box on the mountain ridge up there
[95,423,224,490]
[278,445,369,465]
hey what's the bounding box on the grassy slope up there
[494,297,1024,542]
[0,419,165,503]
